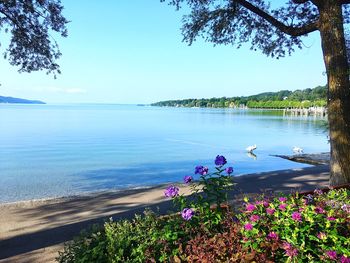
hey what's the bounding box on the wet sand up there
[0,165,330,263]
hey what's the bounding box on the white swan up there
[293,146,304,154]
[246,144,257,153]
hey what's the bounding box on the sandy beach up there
[0,164,330,263]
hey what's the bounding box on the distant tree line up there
[151,85,327,109]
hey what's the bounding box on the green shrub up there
[57,156,350,262]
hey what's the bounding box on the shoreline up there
[0,155,324,207]
[0,164,330,262]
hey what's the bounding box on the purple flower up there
[317,232,327,240]
[341,255,350,263]
[279,203,287,211]
[326,250,338,260]
[327,216,336,221]
[195,165,208,175]
[266,208,275,215]
[250,215,260,222]
[225,166,234,175]
[244,223,253,231]
[215,155,227,166]
[267,232,279,241]
[305,194,314,204]
[341,204,350,213]
[246,203,256,212]
[183,175,193,184]
[164,185,179,198]
[314,207,325,214]
[283,242,298,258]
[181,208,194,221]
[279,197,287,202]
[292,212,302,222]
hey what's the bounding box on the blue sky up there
[0,1,326,104]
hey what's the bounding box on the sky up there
[0,1,327,104]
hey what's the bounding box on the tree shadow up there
[0,165,329,260]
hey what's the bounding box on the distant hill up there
[0,96,45,104]
[151,85,327,109]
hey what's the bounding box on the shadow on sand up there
[0,165,329,260]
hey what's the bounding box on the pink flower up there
[246,203,256,212]
[255,200,269,207]
[292,212,302,222]
[244,223,253,231]
[341,255,350,263]
[250,215,260,222]
[279,203,287,211]
[266,208,275,215]
[327,217,336,221]
[267,232,279,241]
[317,232,327,240]
[283,242,298,258]
[263,201,269,207]
[298,207,304,212]
[279,197,287,202]
[314,207,325,214]
[326,250,338,260]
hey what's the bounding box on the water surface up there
[0,104,329,203]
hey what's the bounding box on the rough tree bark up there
[318,1,350,186]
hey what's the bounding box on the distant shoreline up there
[0,95,45,104]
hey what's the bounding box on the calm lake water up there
[0,104,329,203]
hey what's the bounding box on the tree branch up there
[232,0,319,36]
[292,0,309,3]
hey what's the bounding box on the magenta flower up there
[246,203,256,212]
[283,242,298,258]
[317,232,327,240]
[327,216,336,221]
[292,212,302,222]
[215,155,227,166]
[250,215,260,222]
[267,232,279,241]
[279,203,287,211]
[225,166,234,174]
[279,197,287,202]
[164,185,179,198]
[314,207,325,214]
[181,208,194,221]
[244,223,253,231]
[262,201,269,207]
[195,165,208,175]
[183,175,193,184]
[341,255,350,263]
[326,250,338,260]
[266,208,275,215]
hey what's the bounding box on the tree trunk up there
[318,1,350,186]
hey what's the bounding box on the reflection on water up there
[247,152,257,160]
[0,104,329,202]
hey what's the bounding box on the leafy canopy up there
[0,0,68,75]
[162,0,350,59]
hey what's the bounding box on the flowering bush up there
[165,155,235,230]
[57,156,350,262]
[238,189,350,262]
